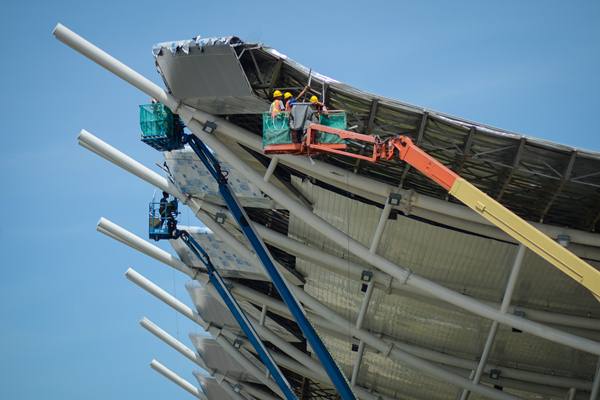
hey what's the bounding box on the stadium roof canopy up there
[145,35,600,399]
[54,22,600,400]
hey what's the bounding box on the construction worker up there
[309,95,328,115]
[284,85,310,111]
[270,90,285,117]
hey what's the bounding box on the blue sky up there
[1,1,599,399]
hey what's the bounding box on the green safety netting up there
[262,112,292,146]
[318,112,347,143]
[139,103,183,151]
[140,103,174,138]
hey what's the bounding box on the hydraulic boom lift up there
[264,119,600,300]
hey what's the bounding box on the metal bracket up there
[203,120,218,134]
[388,192,402,206]
[215,212,227,225]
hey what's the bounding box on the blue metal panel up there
[179,231,298,400]
[185,135,356,400]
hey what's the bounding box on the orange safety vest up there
[270,99,284,117]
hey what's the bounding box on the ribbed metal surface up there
[289,177,598,393]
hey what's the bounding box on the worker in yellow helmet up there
[309,95,328,115]
[270,90,285,118]
[284,85,310,111]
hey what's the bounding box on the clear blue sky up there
[1,1,599,399]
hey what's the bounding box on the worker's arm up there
[297,85,309,100]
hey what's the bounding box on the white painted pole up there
[125,268,285,397]
[591,359,600,400]
[263,157,279,182]
[150,359,206,399]
[459,245,526,400]
[350,280,374,386]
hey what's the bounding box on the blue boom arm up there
[183,134,356,400]
[177,230,297,400]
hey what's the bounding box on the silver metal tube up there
[141,318,247,400]
[140,317,201,365]
[150,359,206,399]
[460,245,526,400]
[567,388,576,400]
[264,157,279,182]
[369,200,392,253]
[591,359,600,400]
[351,280,375,386]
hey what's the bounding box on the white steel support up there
[459,244,526,400]
[140,317,259,400]
[264,157,279,182]
[259,305,268,326]
[83,129,600,334]
[351,200,390,386]
[125,268,285,397]
[350,279,374,386]
[567,388,576,400]
[591,359,600,400]
[150,359,206,400]
[99,219,593,393]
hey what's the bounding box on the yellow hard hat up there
[273,90,283,98]
[284,92,293,100]
[309,95,319,104]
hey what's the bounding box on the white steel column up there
[264,157,279,182]
[351,199,391,386]
[459,244,526,400]
[150,359,206,399]
[140,318,258,400]
[591,359,600,400]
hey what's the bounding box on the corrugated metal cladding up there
[289,177,598,397]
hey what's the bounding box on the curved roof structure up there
[54,24,600,400]
[148,35,600,399]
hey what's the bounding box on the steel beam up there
[540,151,577,223]
[591,359,600,400]
[150,359,206,399]
[496,138,526,201]
[458,244,526,400]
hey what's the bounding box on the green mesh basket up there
[318,112,347,143]
[139,103,183,151]
[262,112,291,146]
[140,103,174,138]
